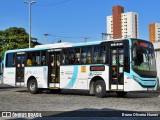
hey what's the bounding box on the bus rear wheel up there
[116,91,127,97]
[28,79,39,94]
[94,80,106,98]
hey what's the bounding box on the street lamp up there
[24,0,35,48]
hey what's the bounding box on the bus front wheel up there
[28,79,38,94]
[94,80,106,98]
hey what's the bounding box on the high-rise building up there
[112,6,124,39]
[107,5,139,39]
[149,23,160,43]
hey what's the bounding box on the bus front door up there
[16,54,25,86]
[110,47,124,90]
[48,52,60,88]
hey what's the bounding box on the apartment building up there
[107,6,139,39]
[149,23,160,43]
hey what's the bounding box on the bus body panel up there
[124,72,158,91]
[25,66,48,88]
[124,74,147,91]
[60,65,109,90]
[3,68,16,86]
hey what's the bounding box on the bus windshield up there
[132,40,156,77]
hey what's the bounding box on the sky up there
[0,0,160,44]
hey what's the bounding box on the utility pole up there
[44,34,49,44]
[84,37,89,42]
[24,0,35,48]
[101,33,107,40]
[101,33,113,40]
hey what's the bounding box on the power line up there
[44,34,90,43]
[48,34,89,39]
[35,0,71,7]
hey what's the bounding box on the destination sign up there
[134,42,149,47]
[111,43,123,47]
[90,66,105,71]
[139,42,148,47]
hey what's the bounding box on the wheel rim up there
[30,82,36,91]
[96,85,102,94]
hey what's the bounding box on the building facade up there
[107,6,139,39]
[149,23,160,43]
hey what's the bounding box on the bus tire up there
[94,80,106,98]
[116,91,127,97]
[28,79,38,94]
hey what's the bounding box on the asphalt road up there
[0,83,160,119]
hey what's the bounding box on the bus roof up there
[35,42,72,48]
[5,38,133,53]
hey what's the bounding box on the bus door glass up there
[48,52,60,88]
[16,53,25,86]
[110,47,124,90]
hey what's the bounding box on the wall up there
[153,42,160,89]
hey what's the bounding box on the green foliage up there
[0,27,41,58]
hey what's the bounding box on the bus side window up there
[93,46,99,63]
[67,48,76,64]
[81,48,87,64]
[62,52,66,64]
[62,50,67,64]
[100,46,106,64]
[93,46,106,64]
[27,53,33,66]
[75,48,80,64]
[27,52,40,66]
[6,53,15,67]
[81,47,92,64]
[41,51,46,66]
[63,48,80,65]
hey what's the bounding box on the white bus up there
[3,38,158,97]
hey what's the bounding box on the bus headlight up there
[133,76,140,81]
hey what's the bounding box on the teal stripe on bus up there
[68,66,78,88]
[72,41,101,47]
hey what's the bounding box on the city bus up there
[2,38,158,97]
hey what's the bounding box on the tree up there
[0,27,41,58]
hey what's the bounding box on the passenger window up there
[93,46,106,64]
[81,47,92,64]
[62,48,80,64]
[27,52,40,66]
[41,51,46,66]
[62,50,67,64]
[74,48,80,64]
[6,53,15,67]
[68,49,75,64]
